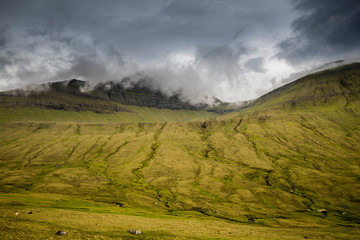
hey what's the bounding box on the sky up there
[0,0,360,103]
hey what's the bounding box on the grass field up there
[0,105,217,123]
[0,63,360,239]
[1,192,359,240]
[1,109,359,239]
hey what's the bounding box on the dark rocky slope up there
[0,79,207,113]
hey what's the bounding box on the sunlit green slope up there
[0,106,217,123]
[235,62,360,115]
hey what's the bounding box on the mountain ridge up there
[3,61,359,119]
[0,78,249,116]
[237,62,360,114]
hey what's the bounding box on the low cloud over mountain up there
[0,0,359,103]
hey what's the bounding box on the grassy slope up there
[1,63,360,239]
[0,90,218,123]
[230,63,360,115]
[0,106,217,123]
[1,193,357,240]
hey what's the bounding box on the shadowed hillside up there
[0,80,220,123]
[0,78,205,111]
[0,63,360,239]
[0,78,243,117]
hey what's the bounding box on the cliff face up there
[97,80,206,110]
[0,79,210,113]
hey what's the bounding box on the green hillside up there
[0,106,217,123]
[236,63,360,114]
[0,63,360,239]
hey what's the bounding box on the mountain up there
[0,78,205,111]
[0,79,221,123]
[0,77,245,113]
[0,77,247,123]
[243,62,360,113]
[0,63,359,239]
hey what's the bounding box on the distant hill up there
[0,78,206,112]
[0,77,248,122]
[242,62,360,113]
[0,78,223,123]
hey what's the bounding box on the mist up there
[0,0,359,103]
[0,26,297,103]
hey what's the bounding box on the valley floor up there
[1,192,359,240]
[0,107,360,239]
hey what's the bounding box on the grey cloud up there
[0,23,128,90]
[0,0,293,59]
[0,25,14,74]
[0,0,291,62]
[56,58,108,81]
[196,45,245,80]
[244,57,266,73]
[232,27,244,40]
[54,46,124,82]
[4,0,356,102]
[120,43,248,104]
[0,25,9,47]
[0,57,11,68]
[277,0,360,64]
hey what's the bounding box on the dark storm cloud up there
[232,28,244,40]
[277,0,360,64]
[0,0,294,60]
[0,23,128,90]
[0,0,298,101]
[4,0,358,102]
[0,25,15,74]
[0,25,9,47]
